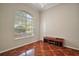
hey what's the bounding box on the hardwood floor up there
[0,40,79,56]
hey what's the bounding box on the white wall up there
[41,4,79,50]
[0,5,2,51]
[0,4,40,52]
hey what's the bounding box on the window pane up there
[27,14,32,19]
[14,11,33,38]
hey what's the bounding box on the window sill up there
[15,35,34,40]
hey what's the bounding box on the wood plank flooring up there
[0,40,79,56]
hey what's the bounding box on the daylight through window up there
[14,11,34,39]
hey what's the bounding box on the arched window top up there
[16,10,33,19]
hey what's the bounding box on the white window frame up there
[14,10,34,40]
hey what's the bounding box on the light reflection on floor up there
[19,48,35,56]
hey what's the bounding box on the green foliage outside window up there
[14,10,33,37]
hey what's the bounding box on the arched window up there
[14,10,34,39]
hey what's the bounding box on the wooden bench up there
[44,37,64,47]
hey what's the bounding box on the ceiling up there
[30,3,59,11]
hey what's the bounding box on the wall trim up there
[0,40,39,53]
[0,40,79,54]
[65,45,79,50]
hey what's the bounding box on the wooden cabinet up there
[44,37,64,47]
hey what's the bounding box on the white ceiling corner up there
[30,3,60,11]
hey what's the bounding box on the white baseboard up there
[0,40,79,54]
[65,45,79,50]
[0,40,39,53]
